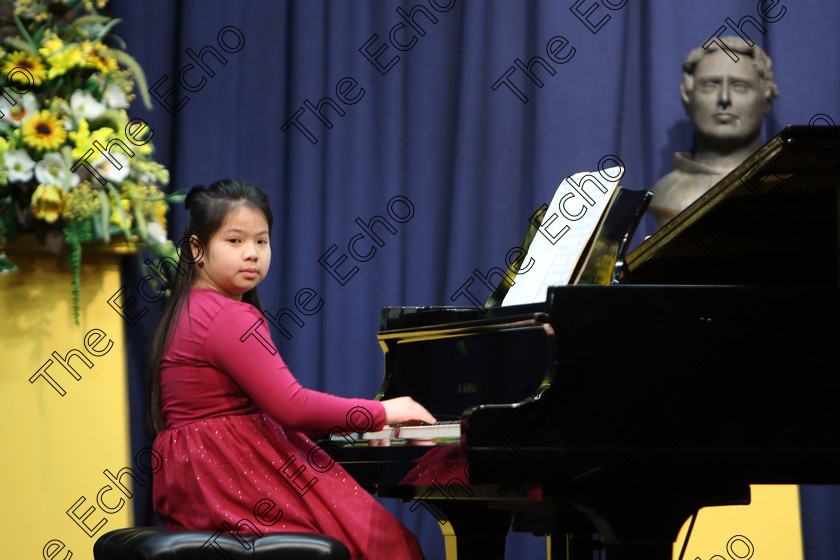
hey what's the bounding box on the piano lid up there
[621,125,840,286]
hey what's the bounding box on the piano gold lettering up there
[28,328,115,397]
[457,382,478,394]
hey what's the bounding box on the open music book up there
[502,166,624,305]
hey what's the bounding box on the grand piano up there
[325,126,840,559]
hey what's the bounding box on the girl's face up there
[191,205,271,300]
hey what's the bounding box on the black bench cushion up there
[93,527,351,560]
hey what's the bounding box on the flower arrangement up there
[0,0,182,321]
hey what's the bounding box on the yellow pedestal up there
[673,485,804,560]
[1,237,139,560]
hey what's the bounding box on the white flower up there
[35,152,81,190]
[15,1,40,17]
[3,149,36,182]
[0,93,39,128]
[102,84,129,109]
[146,222,168,245]
[69,90,106,120]
[93,152,130,183]
[135,170,155,183]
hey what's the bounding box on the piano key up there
[391,421,461,439]
[331,421,462,442]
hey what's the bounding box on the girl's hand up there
[380,396,437,426]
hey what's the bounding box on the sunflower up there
[1,51,48,86]
[22,110,68,151]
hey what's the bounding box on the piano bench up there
[93,527,351,560]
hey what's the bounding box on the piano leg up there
[546,483,751,560]
[431,501,511,560]
[514,508,602,560]
[548,533,605,560]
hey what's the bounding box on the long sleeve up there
[203,300,386,434]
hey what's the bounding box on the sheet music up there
[502,166,623,305]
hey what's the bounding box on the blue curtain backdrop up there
[108,1,840,558]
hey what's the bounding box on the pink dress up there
[152,287,424,559]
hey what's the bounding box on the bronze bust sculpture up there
[648,36,779,229]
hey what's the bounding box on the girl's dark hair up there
[146,179,273,433]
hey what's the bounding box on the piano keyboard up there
[363,421,460,440]
[331,421,461,444]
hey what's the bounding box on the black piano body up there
[328,126,840,559]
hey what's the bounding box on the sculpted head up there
[680,37,779,151]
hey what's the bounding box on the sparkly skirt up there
[153,413,424,560]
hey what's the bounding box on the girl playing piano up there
[147,179,434,559]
